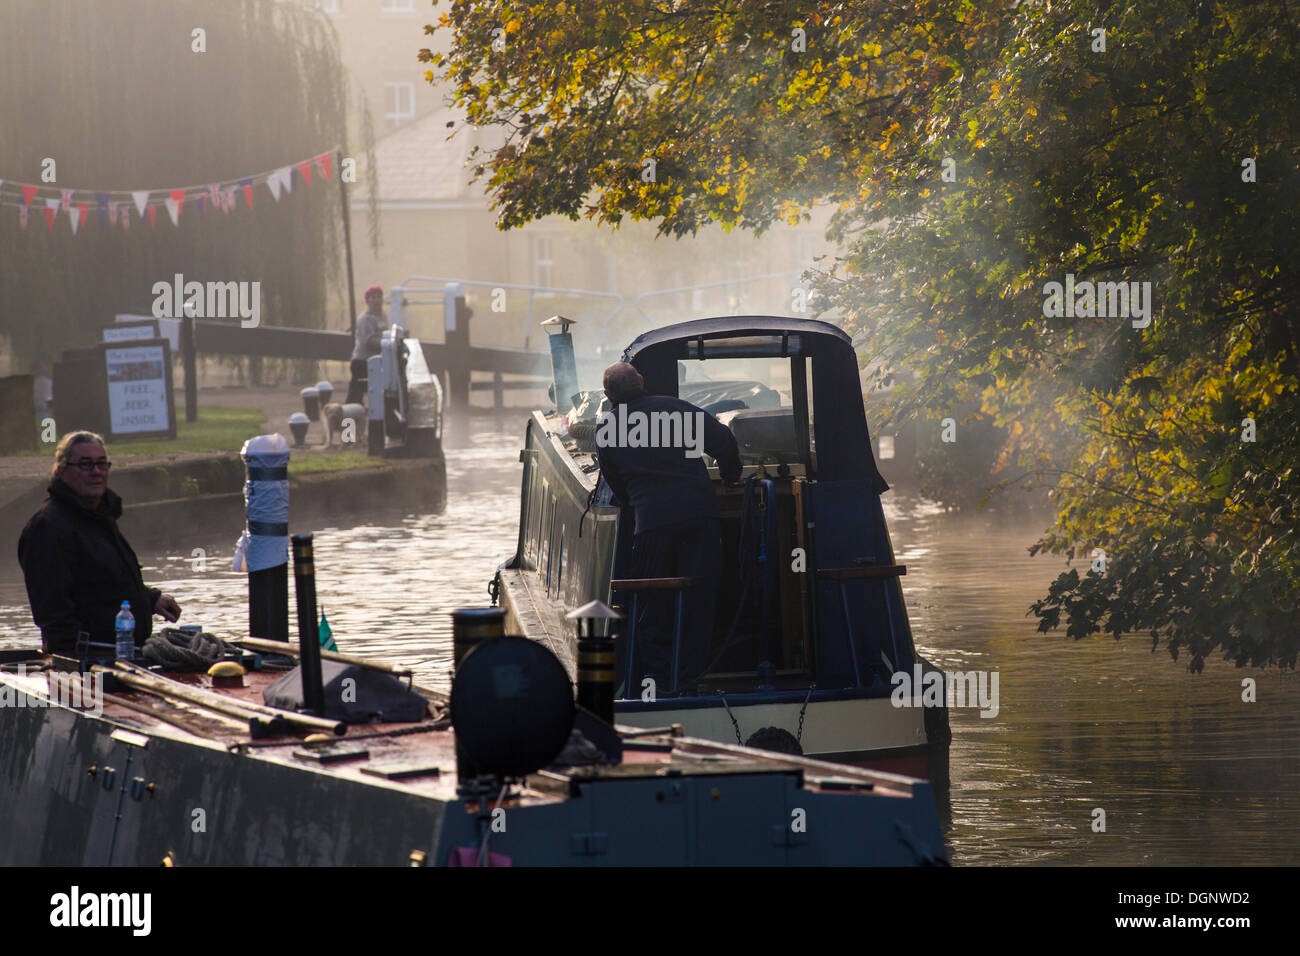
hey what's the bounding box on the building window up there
[381,0,414,12]
[384,82,414,124]
[532,236,555,290]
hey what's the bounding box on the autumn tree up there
[423,0,1300,671]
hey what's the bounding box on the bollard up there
[288,412,310,447]
[300,387,320,422]
[235,434,290,642]
[366,355,385,456]
[315,380,334,407]
[444,283,471,408]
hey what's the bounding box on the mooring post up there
[292,534,325,715]
[180,313,198,423]
[239,435,290,641]
[444,283,471,408]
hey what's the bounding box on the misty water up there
[2,412,1297,866]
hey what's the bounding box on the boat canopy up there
[622,316,888,491]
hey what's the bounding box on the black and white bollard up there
[235,434,290,641]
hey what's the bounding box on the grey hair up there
[602,362,644,402]
[51,431,106,480]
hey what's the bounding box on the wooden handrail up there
[818,565,907,581]
[610,576,704,592]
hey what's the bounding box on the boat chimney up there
[451,607,508,790]
[567,600,622,725]
[291,533,325,715]
[541,315,580,415]
[452,607,507,667]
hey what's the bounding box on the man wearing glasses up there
[17,431,182,656]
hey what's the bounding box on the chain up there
[487,571,501,607]
[795,683,816,746]
[717,690,743,745]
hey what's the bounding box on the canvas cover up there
[262,659,428,724]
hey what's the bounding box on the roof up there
[355,106,479,204]
[621,316,852,362]
[620,315,886,489]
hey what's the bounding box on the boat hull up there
[0,668,948,866]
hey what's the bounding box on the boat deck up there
[0,658,928,807]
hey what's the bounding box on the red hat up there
[364,285,383,297]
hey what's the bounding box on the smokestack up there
[542,315,580,414]
[451,607,507,789]
[291,533,324,715]
[452,607,507,667]
[567,600,622,725]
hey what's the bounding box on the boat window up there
[544,494,557,590]
[679,354,817,474]
[539,489,551,582]
[555,530,565,598]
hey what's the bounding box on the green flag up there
[319,608,338,652]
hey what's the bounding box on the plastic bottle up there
[115,601,135,661]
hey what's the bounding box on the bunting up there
[0,149,337,236]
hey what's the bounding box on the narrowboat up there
[0,602,948,866]
[494,316,951,778]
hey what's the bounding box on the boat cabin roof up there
[621,316,887,490]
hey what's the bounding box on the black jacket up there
[17,481,159,655]
[596,388,742,535]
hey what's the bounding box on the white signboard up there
[103,323,158,344]
[115,313,180,352]
[104,342,174,437]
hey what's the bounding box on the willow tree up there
[0,0,371,383]
[423,0,1299,670]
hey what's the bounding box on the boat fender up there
[744,726,802,755]
[207,661,247,688]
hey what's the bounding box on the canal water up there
[2,411,1297,865]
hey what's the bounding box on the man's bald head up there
[603,362,645,403]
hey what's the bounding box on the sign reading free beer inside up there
[100,338,176,440]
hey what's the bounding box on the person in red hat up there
[346,285,389,403]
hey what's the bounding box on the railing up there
[390,276,623,354]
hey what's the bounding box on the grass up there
[108,405,268,455]
[16,406,394,477]
[288,453,389,475]
[11,405,268,457]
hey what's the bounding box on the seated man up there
[18,431,181,656]
[595,362,742,691]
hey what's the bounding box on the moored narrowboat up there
[495,316,950,778]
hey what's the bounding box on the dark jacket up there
[17,481,159,655]
[596,387,742,535]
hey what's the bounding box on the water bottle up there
[115,601,135,661]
